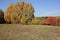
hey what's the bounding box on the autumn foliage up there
[56,17,60,26]
[44,17,58,26]
[31,17,40,25]
[0,1,60,26]
[0,9,6,24]
[4,2,34,24]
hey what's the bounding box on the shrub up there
[45,17,58,26]
[56,17,60,26]
[31,17,40,25]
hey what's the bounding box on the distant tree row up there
[0,1,60,26]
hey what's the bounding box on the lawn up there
[0,24,60,40]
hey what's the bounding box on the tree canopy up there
[4,2,34,24]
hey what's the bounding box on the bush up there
[56,17,60,26]
[31,17,40,25]
[45,17,58,26]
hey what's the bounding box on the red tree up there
[45,17,58,26]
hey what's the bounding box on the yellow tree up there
[4,2,35,24]
[4,3,15,23]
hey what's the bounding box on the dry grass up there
[0,24,60,40]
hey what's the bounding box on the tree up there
[0,9,6,24]
[45,17,58,26]
[4,2,35,24]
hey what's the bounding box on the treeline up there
[0,2,60,26]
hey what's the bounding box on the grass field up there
[0,24,60,40]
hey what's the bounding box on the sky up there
[0,0,60,17]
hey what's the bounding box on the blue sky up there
[0,0,60,17]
